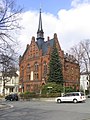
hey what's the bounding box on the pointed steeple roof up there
[38,9,42,32]
[37,9,44,39]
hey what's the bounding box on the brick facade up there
[19,10,80,93]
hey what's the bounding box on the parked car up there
[87,94,90,98]
[5,93,19,101]
[55,92,86,103]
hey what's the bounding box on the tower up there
[37,9,44,49]
[37,9,44,39]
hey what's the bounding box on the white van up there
[55,92,86,103]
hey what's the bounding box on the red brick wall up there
[19,34,80,92]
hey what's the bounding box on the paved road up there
[0,98,90,120]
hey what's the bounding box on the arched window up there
[27,74,31,81]
[34,73,39,80]
[34,62,39,72]
[43,61,47,76]
[27,64,30,73]
[34,62,39,80]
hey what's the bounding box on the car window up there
[71,93,75,96]
[74,93,79,96]
[11,94,14,97]
[64,93,71,97]
[63,92,80,97]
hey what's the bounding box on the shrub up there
[64,86,75,93]
[19,91,38,99]
[41,82,63,95]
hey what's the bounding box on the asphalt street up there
[0,98,90,120]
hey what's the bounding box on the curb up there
[0,104,13,110]
[20,97,56,102]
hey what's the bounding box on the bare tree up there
[69,40,90,73]
[69,39,90,93]
[80,40,90,73]
[0,0,22,95]
[0,53,18,95]
[69,44,83,71]
[0,0,22,53]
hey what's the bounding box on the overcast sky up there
[16,0,90,55]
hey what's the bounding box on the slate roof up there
[36,38,54,55]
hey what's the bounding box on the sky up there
[15,0,90,55]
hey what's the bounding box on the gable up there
[20,34,63,61]
[20,37,40,61]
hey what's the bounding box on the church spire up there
[37,9,44,40]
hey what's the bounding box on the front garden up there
[19,82,80,100]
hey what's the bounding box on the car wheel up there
[73,99,77,103]
[57,99,61,103]
[16,98,18,101]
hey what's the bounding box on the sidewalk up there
[19,97,56,101]
[0,98,12,109]
[0,104,8,109]
[0,103,13,109]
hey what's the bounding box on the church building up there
[19,9,80,93]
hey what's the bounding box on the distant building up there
[19,9,80,93]
[80,72,89,93]
[0,71,19,95]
